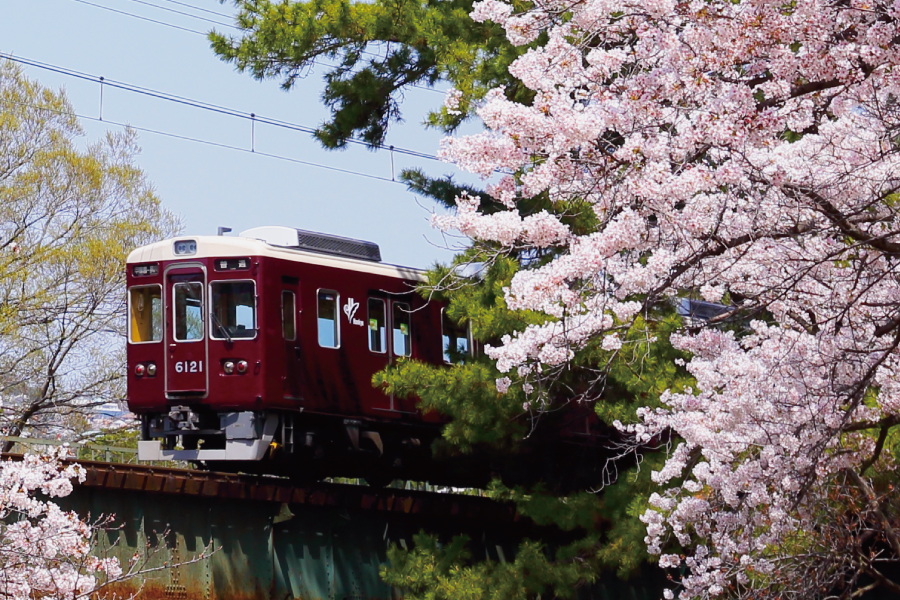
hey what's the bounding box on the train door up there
[282,277,303,401]
[165,266,208,398]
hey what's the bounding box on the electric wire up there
[66,0,445,95]
[154,0,234,19]
[7,96,403,184]
[118,0,237,28]
[0,53,441,161]
[71,0,208,34]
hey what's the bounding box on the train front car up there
[127,233,274,463]
[125,227,452,482]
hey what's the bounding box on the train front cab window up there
[317,290,340,348]
[129,285,162,343]
[368,298,386,353]
[392,302,411,357]
[173,282,204,342]
[441,308,471,363]
[211,281,257,339]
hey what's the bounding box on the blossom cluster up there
[434,0,900,596]
[0,449,121,600]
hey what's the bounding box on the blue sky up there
[1,0,476,267]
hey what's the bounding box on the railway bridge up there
[32,456,666,600]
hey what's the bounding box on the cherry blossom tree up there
[0,449,121,599]
[432,0,900,596]
[0,449,201,600]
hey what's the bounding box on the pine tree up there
[211,0,537,148]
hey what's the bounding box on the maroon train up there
[126,227,602,487]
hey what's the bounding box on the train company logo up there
[343,298,364,327]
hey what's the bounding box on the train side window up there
[129,285,162,343]
[211,281,257,339]
[368,298,386,353]
[317,290,340,348]
[392,302,411,357]
[174,282,204,342]
[441,309,470,364]
[282,291,296,341]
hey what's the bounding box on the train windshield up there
[211,281,257,339]
[174,282,204,341]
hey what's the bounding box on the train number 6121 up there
[174,361,203,373]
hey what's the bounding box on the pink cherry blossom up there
[0,449,122,600]
[435,0,900,595]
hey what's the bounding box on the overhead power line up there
[147,0,235,20]
[0,54,441,162]
[66,0,445,95]
[71,0,209,34]
[6,97,403,185]
[118,0,236,28]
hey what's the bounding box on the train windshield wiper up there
[210,312,232,343]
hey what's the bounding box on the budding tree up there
[433,0,900,596]
[0,60,180,443]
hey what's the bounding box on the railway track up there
[2,452,524,524]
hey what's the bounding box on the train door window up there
[392,302,411,357]
[211,281,257,339]
[442,309,471,364]
[317,290,340,348]
[129,285,162,343]
[368,298,386,353]
[282,291,296,341]
[174,282,204,342]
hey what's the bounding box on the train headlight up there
[224,361,235,374]
[173,240,197,255]
[134,364,146,377]
[237,360,248,374]
[146,363,157,377]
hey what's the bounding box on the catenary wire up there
[6,97,403,184]
[68,0,445,95]
[154,0,234,19]
[71,0,209,34]
[118,0,237,28]
[0,53,442,161]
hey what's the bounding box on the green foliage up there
[381,531,598,600]
[86,428,141,449]
[212,0,537,147]
[382,459,669,599]
[593,311,695,426]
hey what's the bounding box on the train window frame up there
[441,308,472,364]
[317,289,341,349]
[173,281,205,343]
[209,279,258,341]
[391,302,412,358]
[367,298,387,354]
[128,284,163,344]
[282,290,297,341]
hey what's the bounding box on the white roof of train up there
[126,227,427,281]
